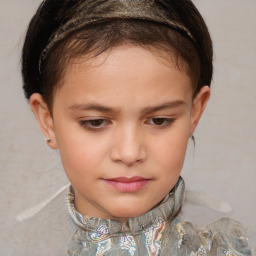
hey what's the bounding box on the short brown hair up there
[22,0,213,110]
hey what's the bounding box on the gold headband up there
[39,0,195,73]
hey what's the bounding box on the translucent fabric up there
[12,177,253,255]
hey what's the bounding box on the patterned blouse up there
[66,177,252,256]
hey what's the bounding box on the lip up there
[103,176,150,192]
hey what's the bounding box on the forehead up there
[53,46,193,110]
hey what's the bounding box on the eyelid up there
[79,118,112,130]
[145,116,175,127]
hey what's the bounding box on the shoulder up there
[202,217,252,255]
[171,217,253,256]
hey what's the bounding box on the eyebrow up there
[69,103,118,113]
[141,101,186,115]
[68,101,186,114]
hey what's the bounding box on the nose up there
[110,125,147,166]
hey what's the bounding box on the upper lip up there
[105,176,150,183]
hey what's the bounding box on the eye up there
[146,117,174,127]
[79,119,111,130]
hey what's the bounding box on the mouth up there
[103,176,151,193]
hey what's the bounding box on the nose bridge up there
[111,122,146,165]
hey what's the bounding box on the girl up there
[17,0,252,255]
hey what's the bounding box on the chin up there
[109,204,150,221]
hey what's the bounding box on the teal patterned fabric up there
[67,177,252,256]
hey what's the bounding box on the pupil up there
[153,118,164,125]
[91,120,103,126]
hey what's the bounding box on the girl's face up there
[31,46,209,222]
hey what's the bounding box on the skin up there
[30,46,210,222]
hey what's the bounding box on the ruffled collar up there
[66,176,185,235]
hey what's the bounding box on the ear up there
[29,93,58,149]
[190,86,210,135]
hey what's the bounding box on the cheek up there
[55,126,108,181]
[153,123,190,174]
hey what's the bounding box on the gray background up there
[0,0,255,248]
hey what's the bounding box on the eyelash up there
[79,117,175,131]
[79,119,111,130]
[146,117,175,127]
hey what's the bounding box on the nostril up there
[110,143,147,166]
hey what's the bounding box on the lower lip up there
[104,179,149,192]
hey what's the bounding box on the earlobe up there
[190,86,210,135]
[29,93,58,149]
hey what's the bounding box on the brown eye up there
[89,119,105,127]
[79,119,111,130]
[152,118,166,125]
[147,117,175,127]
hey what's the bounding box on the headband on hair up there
[38,0,195,73]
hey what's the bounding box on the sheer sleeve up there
[200,217,252,256]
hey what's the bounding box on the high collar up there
[66,176,185,235]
